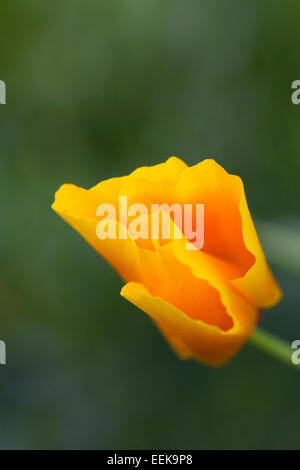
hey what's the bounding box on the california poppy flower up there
[52,157,281,365]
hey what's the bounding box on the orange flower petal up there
[129,156,187,185]
[121,281,257,366]
[232,189,282,308]
[174,159,255,278]
[52,184,142,282]
[52,157,281,365]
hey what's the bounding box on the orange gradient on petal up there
[52,156,282,365]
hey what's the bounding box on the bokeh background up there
[1,0,300,450]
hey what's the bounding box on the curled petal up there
[232,189,282,308]
[121,281,257,366]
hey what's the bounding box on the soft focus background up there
[0,0,300,450]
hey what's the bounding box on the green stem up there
[249,327,300,371]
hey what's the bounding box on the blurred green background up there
[0,0,300,450]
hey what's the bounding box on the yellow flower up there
[52,157,281,365]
